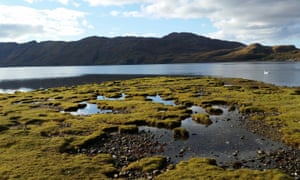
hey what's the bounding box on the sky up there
[1,0,300,47]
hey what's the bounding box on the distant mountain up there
[0,32,299,66]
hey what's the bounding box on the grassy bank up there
[0,76,299,179]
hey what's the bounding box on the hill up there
[0,32,299,66]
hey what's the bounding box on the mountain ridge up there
[0,32,299,66]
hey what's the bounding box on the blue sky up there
[1,0,300,47]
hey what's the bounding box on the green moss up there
[122,156,167,173]
[0,125,9,132]
[149,119,181,129]
[173,127,189,139]
[157,158,291,180]
[192,113,212,126]
[239,105,264,113]
[201,99,229,106]
[118,125,138,134]
[205,106,223,115]
[71,130,107,150]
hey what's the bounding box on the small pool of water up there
[97,93,126,100]
[190,105,206,114]
[139,106,286,165]
[66,102,113,116]
[63,93,128,116]
[146,94,176,106]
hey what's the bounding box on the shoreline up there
[0,74,169,89]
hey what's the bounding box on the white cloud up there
[123,32,158,37]
[57,0,69,5]
[24,0,42,3]
[0,5,88,42]
[102,0,300,44]
[83,0,151,6]
[110,10,120,16]
[24,0,81,6]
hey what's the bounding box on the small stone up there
[119,171,127,176]
[257,150,265,155]
[179,148,185,154]
[232,151,239,157]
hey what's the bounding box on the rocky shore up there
[69,125,300,179]
[239,114,300,178]
[70,131,168,179]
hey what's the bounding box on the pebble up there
[71,131,167,179]
[179,148,186,155]
[232,150,239,157]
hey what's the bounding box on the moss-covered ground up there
[0,76,299,179]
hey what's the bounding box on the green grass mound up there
[157,158,291,180]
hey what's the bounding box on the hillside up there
[0,32,299,66]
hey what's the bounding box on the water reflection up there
[0,88,32,94]
[0,62,299,87]
[0,66,81,81]
[68,102,113,116]
[139,106,285,164]
[146,94,176,106]
[208,62,300,87]
[190,105,206,114]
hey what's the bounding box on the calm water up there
[0,62,299,87]
[63,94,287,165]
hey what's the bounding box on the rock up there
[232,150,239,157]
[257,150,265,155]
[232,161,243,169]
[179,148,186,155]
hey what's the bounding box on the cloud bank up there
[0,5,87,42]
[2,0,300,45]
[103,0,300,44]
